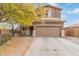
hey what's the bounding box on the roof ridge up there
[44,5,62,10]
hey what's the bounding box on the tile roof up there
[65,23,79,28]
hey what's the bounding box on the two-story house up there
[31,5,64,37]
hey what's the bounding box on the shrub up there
[0,33,12,46]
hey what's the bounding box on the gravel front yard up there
[0,37,33,56]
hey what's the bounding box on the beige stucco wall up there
[44,6,61,18]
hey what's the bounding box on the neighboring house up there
[0,29,10,34]
[0,22,11,34]
[29,5,64,37]
[64,23,79,37]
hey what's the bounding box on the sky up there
[48,3,79,27]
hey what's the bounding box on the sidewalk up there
[0,37,33,56]
[64,36,79,44]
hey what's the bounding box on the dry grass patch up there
[0,37,33,56]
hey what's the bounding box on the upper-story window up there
[46,9,52,18]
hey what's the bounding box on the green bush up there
[0,33,12,46]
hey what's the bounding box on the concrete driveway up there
[24,37,79,56]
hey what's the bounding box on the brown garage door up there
[36,26,61,37]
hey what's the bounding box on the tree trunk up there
[11,24,15,36]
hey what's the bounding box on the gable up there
[44,5,62,10]
[43,5,62,17]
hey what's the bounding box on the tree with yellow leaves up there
[16,4,37,27]
[0,3,25,36]
[0,3,46,36]
[36,4,47,18]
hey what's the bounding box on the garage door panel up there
[36,26,61,37]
